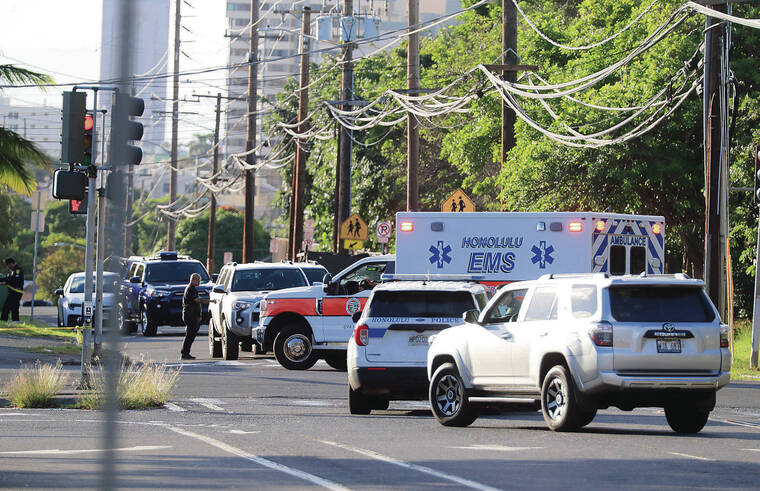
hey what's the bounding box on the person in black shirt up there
[1,258,24,323]
[181,273,215,360]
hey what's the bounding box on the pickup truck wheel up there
[664,405,710,434]
[429,362,478,427]
[274,325,317,370]
[221,318,239,360]
[208,318,222,358]
[140,307,158,337]
[541,365,584,432]
[324,353,347,371]
[348,386,372,415]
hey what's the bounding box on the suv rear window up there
[367,291,474,318]
[609,286,715,322]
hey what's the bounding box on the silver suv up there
[426,273,731,433]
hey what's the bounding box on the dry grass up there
[3,361,67,408]
[78,359,181,410]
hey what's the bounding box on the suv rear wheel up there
[324,352,347,371]
[208,318,222,358]
[348,386,372,415]
[429,362,478,427]
[540,365,588,432]
[664,405,710,434]
[221,318,239,360]
[274,324,317,370]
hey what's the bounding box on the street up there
[1,331,759,490]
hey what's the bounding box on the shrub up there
[79,359,180,410]
[4,361,66,408]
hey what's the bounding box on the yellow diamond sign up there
[340,213,368,241]
[441,188,476,212]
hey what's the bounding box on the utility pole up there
[289,7,311,261]
[337,0,354,251]
[208,94,222,274]
[243,0,260,263]
[406,0,419,211]
[167,0,182,251]
[501,0,518,166]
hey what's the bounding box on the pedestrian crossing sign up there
[340,213,368,241]
[441,188,476,212]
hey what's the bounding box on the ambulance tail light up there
[590,321,613,347]
[595,221,606,232]
[652,223,662,234]
[569,222,583,232]
[400,221,414,232]
[354,324,369,346]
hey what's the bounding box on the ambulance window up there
[630,247,646,275]
[610,246,626,275]
[524,287,558,321]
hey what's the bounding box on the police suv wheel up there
[274,324,317,370]
[140,307,158,337]
[348,386,372,415]
[324,353,348,371]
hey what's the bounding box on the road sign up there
[343,240,364,250]
[340,213,368,241]
[376,221,392,244]
[223,251,233,264]
[304,219,315,241]
[83,301,93,319]
[30,210,45,233]
[441,188,476,212]
[270,239,279,253]
[303,238,313,249]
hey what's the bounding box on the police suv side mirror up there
[55,288,64,297]
[129,276,141,284]
[462,309,480,325]
[212,285,227,294]
[351,311,362,323]
[212,273,219,282]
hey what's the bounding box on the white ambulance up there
[395,212,665,291]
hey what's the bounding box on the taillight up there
[569,222,583,232]
[400,221,414,232]
[590,321,613,347]
[354,324,369,346]
[720,324,729,348]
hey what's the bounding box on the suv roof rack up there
[381,273,485,282]
[540,273,610,280]
[636,272,691,279]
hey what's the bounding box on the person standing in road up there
[181,273,215,360]
[1,258,24,323]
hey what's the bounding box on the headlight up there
[233,301,252,310]
[148,289,171,298]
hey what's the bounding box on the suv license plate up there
[408,334,428,346]
[657,338,681,353]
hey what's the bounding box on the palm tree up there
[0,64,54,195]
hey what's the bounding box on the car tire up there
[208,318,222,358]
[140,307,158,337]
[540,365,585,432]
[274,324,318,370]
[117,305,135,335]
[348,386,372,415]
[664,405,710,434]
[221,318,239,361]
[576,408,597,428]
[241,338,253,352]
[429,362,478,427]
[57,308,63,328]
[324,352,348,371]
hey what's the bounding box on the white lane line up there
[0,445,171,455]
[741,449,760,453]
[449,445,543,452]
[166,426,350,491]
[228,429,260,435]
[164,402,187,412]
[190,398,226,411]
[320,440,502,491]
[0,413,41,417]
[215,360,245,366]
[668,452,715,462]
[721,419,760,429]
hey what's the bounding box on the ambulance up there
[395,212,665,291]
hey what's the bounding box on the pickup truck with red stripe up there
[256,255,395,370]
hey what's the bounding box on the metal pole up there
[406,0,419,211]
[94,187,105,355]
[167,0,181,251]
[81,88,99,383]
[207,93,221,274]
[338,0,354,249]
[30,190,42,321]
[501,0,517,167]
[243,0,260,263]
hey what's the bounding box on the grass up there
[3,361,67,408]
[0,318,79,342]
[731,320,760,380]
[77,359,181,410]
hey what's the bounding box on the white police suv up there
[347,279,488,414]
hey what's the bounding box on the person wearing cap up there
[1,258,24,323]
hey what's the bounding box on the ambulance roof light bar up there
[381,273,486,282]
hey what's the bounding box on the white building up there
[0,97,62,159]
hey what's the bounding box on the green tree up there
[45,200,86,239]
[35,245,85,301]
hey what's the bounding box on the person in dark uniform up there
[181,273,215,360]
[1,258,24,323]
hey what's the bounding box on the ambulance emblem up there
[531,241,555,269]
[429,241,452,269]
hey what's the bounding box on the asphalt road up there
[1,332,759,490]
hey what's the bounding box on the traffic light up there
[69,194,88,215]
[755,145,760,206]
[61,91,87,163]
[52,169,86,200]
[83,114,94,166]
[110,93,144,166]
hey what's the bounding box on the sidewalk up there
[0,332,81,369]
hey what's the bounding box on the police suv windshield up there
[144,261,210,284]
[230,268,306,292]
[367,291,475,318]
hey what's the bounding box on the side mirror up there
[129,276,141,284]
[351,311,362,323]
[212,285,226,294]
[55,288,64,297]
[322,273,335,294]
[462,309,480,325]
[212,273,219,282]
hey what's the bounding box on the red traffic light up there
[84,114,94,131]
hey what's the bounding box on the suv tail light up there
[720,324,729,348]
[354,324,369,346]
[590,321,613,347]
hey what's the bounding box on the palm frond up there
[0,127,51,195]
[0,64,54,88]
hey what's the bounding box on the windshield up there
[301,267,327,284]
[69,275,118,293]
[144,262,210,284]
[230,268,306,292]
[609,286,715,322]
[366,291,475,318]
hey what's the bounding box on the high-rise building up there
[100,0,170,150]
[0,97,62,159]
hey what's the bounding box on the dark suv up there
[116,252,212,336]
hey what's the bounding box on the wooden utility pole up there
[501,0,518,166]
[289,7,311,261]
[208,93,222,274]
[243,0,260,263]
[167,0,181,250]
[406,0,420,211]
[337,0,354,252]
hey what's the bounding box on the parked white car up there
[56,272,119,327]
[427,273,731,433]
[209,262,326,360]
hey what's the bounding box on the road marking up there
[228,429,260,435]
[449,444,543,452]
[0,413,40,417]
[190,398,226,411]
[166,426,350,490]
[742,449,760,453]
[320,440,502,491]
[722,419,760,429]
[215,360,245,366]
[0,445,171,455]
[288,400,333,407]
[164,402,186,412]
[668,452,715,462]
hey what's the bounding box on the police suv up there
[347,278,488,414]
